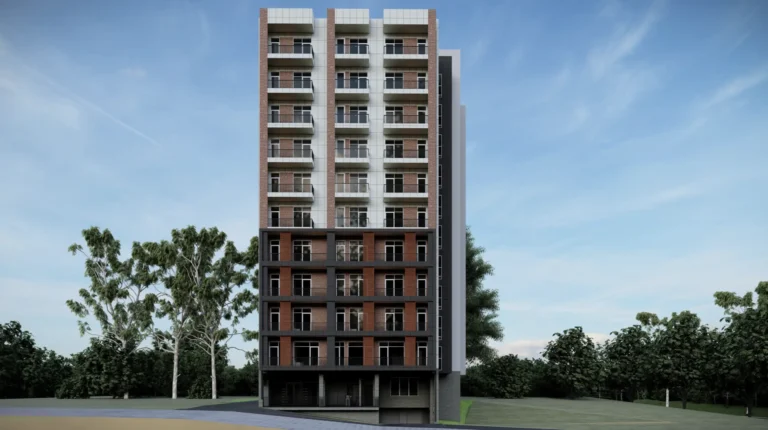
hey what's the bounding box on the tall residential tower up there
[257,8,465,424]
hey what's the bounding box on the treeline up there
[2,226,260,400]
[462,281,768,417]
[0,321,257,399]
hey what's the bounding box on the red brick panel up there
[364,267,375,296]
[279,71,293,81]
[405,268,416,296]
[280,302,291,331]
[279,232,291,261]
[279,267,291,296]
[363,302,375,331]
[404,233,416,262]
[363,233,374,261]
[259,9,269,228]
[405,302,416,331]
[405,337,416,366]
[280,336,291,366]
[363,337,374,366]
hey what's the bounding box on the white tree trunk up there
[172,339,180,399]
[124,392,129,400]
[210,341,217,400]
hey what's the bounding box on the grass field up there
[438,399,473,425]
[0,396,259,410]
[463,396,768,430]
[635,398,768,418]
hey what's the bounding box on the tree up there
[603,325,653,401]
[639,310,707,409]
[66,227,158,399]
[190,232,259,399]
[134,227,217,399]
[465,227,503,364]
[0,321,37,398]
[714,281,768,417]
[484,354,532,398]
[543,326,600,398]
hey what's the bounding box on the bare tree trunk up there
[210,341,217,400]
[172,339,180,399]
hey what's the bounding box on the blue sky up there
[1,0,766,365]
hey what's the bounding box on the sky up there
[1,0,766,367]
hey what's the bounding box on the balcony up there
[335,113,369,135]
[382,183,428,201]
[267,148,314,168]
[374,252,428,263]
[375,355,430,367]
[266,217,315,228]
[335,78,369,101]
[374,320,428,332]
[383,79,428,101]
[335,147,369,167]
[291,251,327,262]
[383,113,428,135]
[383,148,428,168]
[291,321,327,332]
[267,183,314,201]
[335,43,369,66]
[267,78,313,101]
[335,182,369,201]
[383,44,427,67]
[264,285,326,297]
[267,113,314,135]
[267,44,313,66]
[334,217,370,229]
[374,287,428,297]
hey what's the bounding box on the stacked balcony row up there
[263,338,432,370]
[266,39,428,67]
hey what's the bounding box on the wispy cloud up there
[119,67,148,79]
[588,0,665,78]
[699,66,768,110]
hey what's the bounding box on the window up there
[269,173,279,192]
[417,39,427,55]
[350,207,368,228]
[438,194,442,219]
[417,240,427,262]
[417,140,427,158]
[269,273,280,296]
[293,38,311,54]
[269,206,280,227]
[417,308,427,331]
[293,105,311,123]
[336,309,345,332]
[438,134,442,158]
[439,346,443,370]
[438,284,443,309]
[335,341,345,365]
[417,106,427,124]
[269,240,280,261]
[417,274,427,297]
[293,240,311,262]
[385,72,404,89]
[417,341,428,366]
[417,173,427,193]
[335,274,346,296]
[293,307,312,331]
[390,377,418,396]
[349,308,363,330]
[293,72,311,89]
[417,207,427,228]
[385,173,404,193]
[349,240,364,261]
[385,274,404,296]
[268,341,279,366]
[417,72,427,90]
[293,206,311,228]
[347,341,364,366]
[439,255,443,279]
[385,106,404,124]
[336,206,345,228]
[293,173,311,193]
[439,164,443,189]
[385,207,404,228]
[349,106,368,124]
[385,240,404,262]
[267,310,279,333]
[378,341,405,366]
[438,225,443,249]
[384,38,404,55]
[439,315,443,340]
[438,73,442,97]
[293,341,320,366]
[439,104,443,128]
[349,38,368,54]
[269,138,280,157]
[293,139,311,158]
[336,240,346,261]
[384,140,404,158]
[336,39,345,54]
[349,139,368,158]
[293,273,312,296]
[269,38,279,54]
[269,104,279,122]
[350,273,363,295]
[338,173,367,193]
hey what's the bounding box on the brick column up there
[279,336,291,366]
[405,302,416,331]
[363,302,375,331]
[405,268,416,296]
[363,337,374,366]
[327,9,337,225]
[280,302,291,331]
[259,9,269,228]
[279,267,291,296]
[363,232,374,261]
[404,232,416,261]
[405,337,416,366]
[363,267,375,296]
[279,232,291,261]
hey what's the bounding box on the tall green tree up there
[190,233,259,399]
[714,281,768,417]
[543,326,600,398]
[603,325,653,401]
[67,227,158,399]
[465,227,503,364]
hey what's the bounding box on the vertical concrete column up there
[373,374,380,407]
[318,374,325,407]
[430,375,437,423]
[328,335,336,366]
[326,9,337,225]
[327,302,336,333]
[427,9,438,229]
[263,379,269,407]
[327,267,336,298]
[327,231,336,261]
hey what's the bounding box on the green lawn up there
[438,399,473,425]
[635,398,768,418]
[0,396,259,410]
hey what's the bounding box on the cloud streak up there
[699,66,768,109]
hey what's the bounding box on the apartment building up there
[257,8,466,424]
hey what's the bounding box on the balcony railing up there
[375,355,429,366]
[384,148,427,159]
[267,148,314,159]
[383,184,427,193]
[334,217,370,228]
[292,252,326,262]
[336,78,369,89]
[374,252,427,262]
[336,356,365,366]
[268,113,314,125]
[265,286,327,297]
[336,112,369,124]
[336,147,369,159]
[268,78,313,89]
[384,113,427,124]
[336,43,369,55]
[336,285,363,297]
[374,320,428,331]
[383,44,427,55]
[384,79,427,90]
[265,355,427,367]
[383,218,428,228]
[335,250,365,262]
[336,183,369,193]
[292,356,327,367]
[267,217,314,228]
[269,183,315,194]
[374,288,429,297]
[292,321,327,331]
[269,44,313,55]
[336,321,365,332]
